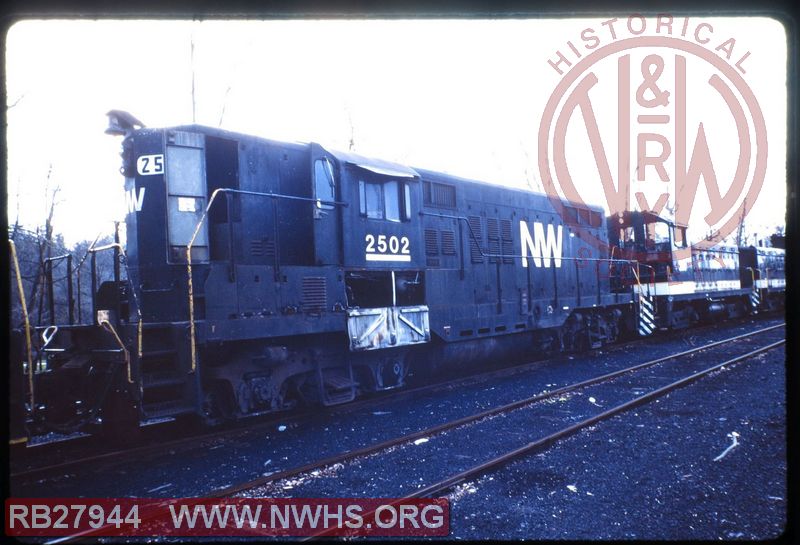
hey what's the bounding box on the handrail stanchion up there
[99,319,132,384]
[91,250,97,319]
[66,255,74,324]
[88,241,144,360]
[75,232,102,324]
[46,259,55,325]
[9,240,35,414]
[43,253,78,326]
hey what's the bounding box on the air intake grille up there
[441,230,456,255]
[302,277,327,313]
[425,229,439,256]
[251,238,276,258]
[501,219,513,263]
[468,216,483,263]
[423,181,457,208]
[487,218,500,263]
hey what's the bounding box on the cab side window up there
[359,178,411,222]
[360,180,384,219]
[314,158,336,217]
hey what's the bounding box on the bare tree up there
[520,141,543,193]
[7,92,26,110]
[10,180,22,241]
[736,198,747,247]
[344,103,356,152]
[218,83,232,128]
[31,165,61,325]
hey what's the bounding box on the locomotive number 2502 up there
[365,234,411,262]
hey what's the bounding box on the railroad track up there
[41,322,784,543]
[210,322,785,499]
[16,313,777,480]
[307,336,786,540]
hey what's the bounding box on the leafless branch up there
[7,92,26,110]
[344,103,356,152]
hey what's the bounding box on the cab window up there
[359,178,411,222]
[314,158,336,217]
[673,226,688,248]
[653,221,670,244]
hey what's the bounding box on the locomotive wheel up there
[375,355,408,390]
[273,379,299,411]
[201,380,235,426]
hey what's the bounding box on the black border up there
[2,3,796,543]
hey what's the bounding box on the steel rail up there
[38,325,784,544]
[12,320,782,482]
[13,324,617,479]
[306,338,785,540]
[405,339,786,498]
[210,322,784,498]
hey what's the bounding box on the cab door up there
[165,132,209,263]
[310,144,341,265]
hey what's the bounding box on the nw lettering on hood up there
[520,221,563,268]
[125,187,146,214]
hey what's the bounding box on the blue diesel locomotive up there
[11,111,785,438]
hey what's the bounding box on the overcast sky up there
[5,17,787,246]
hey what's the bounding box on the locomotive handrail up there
[88,241,143,360]
[44,253,72,261]
[98,318,133,384]
[89,242,125,253]
[420,210,655,303]
[74,232,103,323]
[186,187,347,373]
[419,210,644,265]
[630,262,656,298]
[9,239,35,415]
[746,266,756,287]
[44,253,74,325]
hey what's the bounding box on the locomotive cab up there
[609,210,687,283]
[330,150,431,354]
